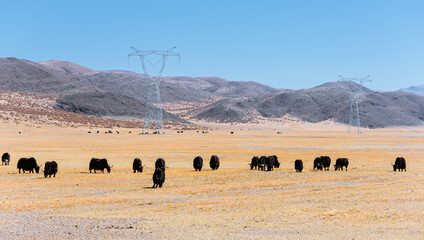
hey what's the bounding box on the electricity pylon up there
[129,47,180,134]
[338,75,371,134]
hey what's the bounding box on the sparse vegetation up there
[0,123,423,239]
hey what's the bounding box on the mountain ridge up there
[1,57,423,128]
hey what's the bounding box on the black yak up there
[44,161,58,178]
[258,156,267,171]
[2,152,10,165]
[334,158,349,171]
[393,157,406,172]
[193,156,203,171]
[89,158,111,173]
[133,158,144,173]
[265,156,275,171]
[155,158,165,170]
[17,157,40,173]
[273,155,280,168]
[210,155,220,170]
[152,167,165,188]
[295,159,303,172]
[250,156,259,170]
[321,156,331,171]
[314,157,323,171]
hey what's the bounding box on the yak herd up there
[0,152,408,188]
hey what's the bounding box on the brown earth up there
[0,122,423,239]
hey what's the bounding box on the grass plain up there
[0,122,423,239]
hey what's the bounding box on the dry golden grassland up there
[0,122,423,239]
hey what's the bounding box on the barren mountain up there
[39,59,99,75]
[1,57,423,128]
[399,84,424,97]
[190,84,424,128]
[314,80,374,93]
[0,58,93,95]
[56,92,189,124]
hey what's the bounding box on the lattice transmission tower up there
[129,47,180,134]
[338,75,371,134]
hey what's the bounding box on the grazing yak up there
[2,152,10,165]
[295,159,304,172]
[89,158,111,173]
[314,157,323,171]
[265,156,275,171]
[334,158,349,171]
[393,157,406,172]
[155,158,166,170]
[152,167,165,188]
[17,157,41,173]
[250,156,259,170]
[44,161,58,178]
[193,156,203,171]
[321,156,331,171]
[273,155,280,168]
[210,155,220,170]
[258,156,267,171]
[133,158,144,173]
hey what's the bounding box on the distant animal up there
[334,158,349,171]
[265,156,275,171]
[177,131,180,133]
[155,158,166,170]
[277,132,282,134]
[295,159,303,172]
[2,152,10,165]
[88,131,91,134]
[210,155,220,170]
[97,131,100,133]
[273,155,280,168]
[17,157,40,173]
[116,131,120,134]
[180,131,183,133]
[193,156,203,171]
[321,156,331,171]
[108,130,113,134]
[314,157,323,171]
[393,157,406,172]
[89,158,111,173]
[43,161,58,178]
[250,156,259,170]
[133,158,144,173]
[152,167,165,188]
[258,156,267,171]
[230,131,234,134]
[129,131,132,134]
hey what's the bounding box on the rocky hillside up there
[189,83,424,128]
[0,58,94,94]
[56,92,189,124]
[1,57,423,128]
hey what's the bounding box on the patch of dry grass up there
[0,123,423,239]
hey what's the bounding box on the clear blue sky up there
[1,0,423,91]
